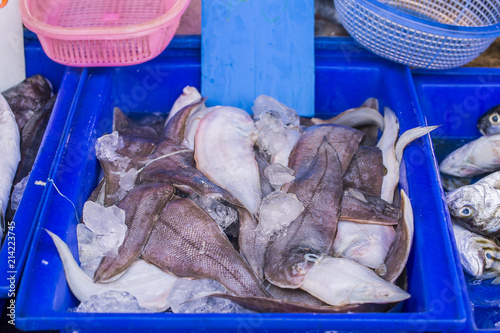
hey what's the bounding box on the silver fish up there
[446,171,500,237]
[452,221,500,282]
[478,104,500,135]
[439,134,500,178]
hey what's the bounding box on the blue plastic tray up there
[413,68,500,333]
[16,38,467,332]
[0,37,70,299]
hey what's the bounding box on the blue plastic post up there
[201,0,315,116]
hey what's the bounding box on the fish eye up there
[486,252,492,260]
[490,113,500,124]
[459,206,474,218]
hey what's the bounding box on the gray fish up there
[288,124,364,179]
[94,182,174,283]
[238,206,266,280]
[5,96,56,222]
[138,138,241,207]
[206,293,397,313]
[446,171,500,237]
[340,188,399,226]
[98,108,159,206]
[142,197,269,297]
[264,139,343,288]
[439,134,500,178]
[2,74,53,130]
[343,146,383,197]
[452,221,500,282]
[14,96,55,185]
[478,104,500,135]
[265,282,327,307]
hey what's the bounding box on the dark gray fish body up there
[478,104,500,135]
[264,140,343,288]
[2,74,53,130]
[5,96,56,222]
[208,293,393,313]
[238,207,266,280]
[343,146,383,196]
[340,188,399,226]
[161,98,206,143]
[254,152,274,198]
[288,124,364,179]
[139,142,240,207]
[142,198,269,297]
[100,109,159,206]
[15,96,55,184]
[94,182,174,283]
[265,283,327,307]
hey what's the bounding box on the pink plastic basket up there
[20,0,191,67]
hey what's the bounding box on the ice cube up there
[74,290,152,313]
[10,174,30,211]
[79,201,127,275]
[264,163,295,189]
[257,191,304,236]
[83,201,126,237]
[167,279,253,313]
[118,168,137,192]
[255,111,288,156]
[95,131,127,163]
[252,95,300,127]
[189,193,238,230]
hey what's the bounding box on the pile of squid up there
[440,104,500,284]
[49,87,437,313]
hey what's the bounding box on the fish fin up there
[362,97,379,112]
[395,125,439,163]
[113,107,130,133]
[381,189,414,283]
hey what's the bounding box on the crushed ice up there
[167,279,253,314]
[78,201,127,277]
[189,193,238,230]
[252,95,299,127]
[257,191,304,237]
[264,163,295,189]
[74,290,152,313]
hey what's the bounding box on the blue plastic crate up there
[0,37,71,300]
[413,68,500,333]
[16,38,467,332]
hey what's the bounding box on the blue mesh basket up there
[334,0,500,69]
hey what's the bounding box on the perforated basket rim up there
[20,0,190,39]
[344,0,500,38]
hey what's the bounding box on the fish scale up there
[142,198,269,298]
